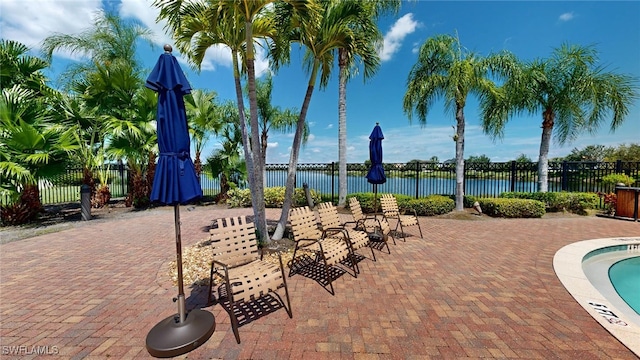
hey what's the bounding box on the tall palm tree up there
[155,0,317,242]
[253,73,306,187]
[336,0,399,207]
[271,0,370,239]
[403,34,517,211]
[482,43,638,192]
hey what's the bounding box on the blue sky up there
[2,0,639,164]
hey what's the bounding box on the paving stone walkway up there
[1,205,638,359]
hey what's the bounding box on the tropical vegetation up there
[482,43,638,192]
[403,34,518,211]
[2,2,639,228]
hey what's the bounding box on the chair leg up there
[279,257,293,318]
[207,265,215,305]
[228,301,241,344]
[369,242,377,262]
[222,274,242,344]
[417,221,423,238]
[288,244,301,277]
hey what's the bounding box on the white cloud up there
[559,12,575,22]
[267,142,278,148]
[379,13,421,62]
[0,0,101,55]
[325,124,334,130]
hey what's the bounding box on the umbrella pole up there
[145,204,216,358]
[174,204,186,323]
[373,184,378,214]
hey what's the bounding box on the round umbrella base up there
[146,309,215,358]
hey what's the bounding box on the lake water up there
[202,171,540,198]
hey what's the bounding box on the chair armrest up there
[322,227,348,238]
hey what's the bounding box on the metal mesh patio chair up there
[317,202,376,265]
[380,194,423,239]
[207,216,292,343]
[288,206,357,295]
[348,197,394,251]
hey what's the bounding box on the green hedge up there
[227,187,321,208]
[499,191,598,215]
[477,198,546,218]
[346,193,454,216]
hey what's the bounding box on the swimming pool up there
[554,237,640,357]
[609,256,640,316]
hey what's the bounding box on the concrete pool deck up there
[554,237,640,357]
[1,206,639,359]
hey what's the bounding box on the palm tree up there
[42,11,157,206]
[271,0,371,239]
[206,123,247,202]
[403,34,517,211]
[336,0,399,207]
[155,0,317,242]
[185,89,223,178]
[253,73,306,187]
[0,40,75,224]
[482,43,638,192]
[41,10,153,90]
[0,85,76,224]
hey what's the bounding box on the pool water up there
[609,256,640,315]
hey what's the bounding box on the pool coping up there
[553,237,640,357]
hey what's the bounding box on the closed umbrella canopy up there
[144,46,213,358]
[146,51,202,205]
[366,123,386,185]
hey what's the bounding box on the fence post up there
[616,159,622,174]
[415,162,419,199]
[510,161,516,192]
[331,162,335,203]
[118,160,125,197]
[561,161,568,191]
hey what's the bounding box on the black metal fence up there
[3,161,639,206]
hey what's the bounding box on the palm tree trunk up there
[338,48,348,207]
[537,108,555,192]
[261,130,268,189]
[273,65,318,240]
[244,21,268,243]
[455,105,465,212]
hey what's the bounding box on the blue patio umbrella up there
[366,123,386,212]
[145,45,214,358]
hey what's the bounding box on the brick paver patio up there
[1,205,638,359]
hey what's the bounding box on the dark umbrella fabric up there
[146,52,202,205]
[366,124,386,185]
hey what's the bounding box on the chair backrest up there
[289,206,323,241]
[348,197,364,223]
[209,216,259,268]
[316,202,342,229]
[380,194,400,217]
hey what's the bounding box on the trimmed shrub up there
[500,191,598,215]
[477,198,545,218]
[227,186,321,208]
[407,195,455,216]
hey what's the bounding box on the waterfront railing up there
[3,161,638,206]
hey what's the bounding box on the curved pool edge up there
[553,237,640,357]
